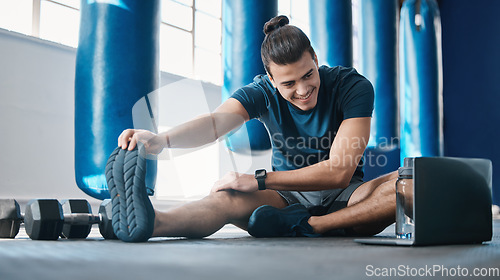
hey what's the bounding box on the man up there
[108,16,397,242]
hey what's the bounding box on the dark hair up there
[261,15,315,77]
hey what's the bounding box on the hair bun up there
[263,15,289,35]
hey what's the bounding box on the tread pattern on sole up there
[105,147,154,242]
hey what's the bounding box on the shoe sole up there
[105,147,155,242]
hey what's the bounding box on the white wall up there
[0,28,271,202]
[0,28,78,200]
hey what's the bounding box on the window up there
[0,0,34,36]
[160,0,222,85]
[278,0,310,37]
[39,0,80,48]
[0,0,80,47]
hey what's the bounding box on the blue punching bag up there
[357,0,398,148]
[355,0,400,180]
[222,0,276,154]
[75,0,160,199]
[309,0,352,67]
[400,0,444,164]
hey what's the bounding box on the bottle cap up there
[399,157,414,176]
[403,157,414,168]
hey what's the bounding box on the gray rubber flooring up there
[1,201,499,280]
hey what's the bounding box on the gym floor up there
[1,199,499,280]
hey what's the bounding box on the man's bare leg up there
[152,190,288,238]
[308,171,399,236]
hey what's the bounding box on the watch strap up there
[257,177,266,190]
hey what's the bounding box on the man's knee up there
[375,179,397,200]
[388,170,399,180]
[207,190,241,206]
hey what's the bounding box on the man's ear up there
[313,53,319,68]
[267,72,276,88]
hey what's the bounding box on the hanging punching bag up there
[75,0,160,199]
[221,0,276,154]
[309,0,352,67]
[400,0,444,164]
[357,0,398,148]
[355,0,400,180]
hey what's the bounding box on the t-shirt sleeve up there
[339,71,375,120]
[229,82,270,120]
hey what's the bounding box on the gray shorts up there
[277,176,365,236]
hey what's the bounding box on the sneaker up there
[247,204,321,238]
[105,147,155,242]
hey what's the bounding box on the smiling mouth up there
[293,89,314,101]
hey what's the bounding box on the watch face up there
[256,169,266,178]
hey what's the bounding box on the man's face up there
[268,51,320,111]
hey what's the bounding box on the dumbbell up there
[0,198,116,240]
[0,199,22,238]
[58,199,116,240]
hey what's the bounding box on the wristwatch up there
[254,169,267,190]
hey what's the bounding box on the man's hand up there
[211,172,258,193]
[118,129,167,155]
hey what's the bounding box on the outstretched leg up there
[308,171,398,236]
[106,146,287,242]
[153,190,287,238]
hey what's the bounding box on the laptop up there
[355,157,493,246]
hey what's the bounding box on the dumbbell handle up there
[16,213,102,225]
[63,213,103,225]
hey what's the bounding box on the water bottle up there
[396,157,414,239]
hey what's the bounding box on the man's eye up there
[304,73,312,79]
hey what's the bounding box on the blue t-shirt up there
[231,65,374,180]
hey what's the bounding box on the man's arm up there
[266,117,371,191]
[212,117,371,193]
[120,98,249,152]
[163,98,249,148]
